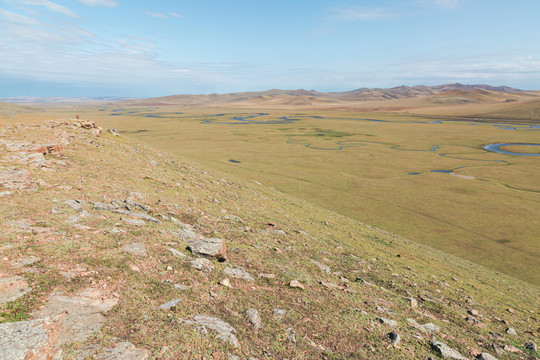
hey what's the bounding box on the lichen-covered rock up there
[187,237,227,261]
[429,340,467,360]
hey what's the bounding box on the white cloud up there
[146,11,183,19]
[75,0,117,7]
[415,0,461,10]
[17,0,78,18]
[329,6,395,21]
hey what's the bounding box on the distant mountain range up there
[117,83,527,107]
[0,84,529,106]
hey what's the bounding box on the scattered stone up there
[407,318,440,335]
[176,228,201,241]
[503,345,522,353]
[274,308,286,320]
[174,284,188,291]
[124,199,151,213]
[113,209,159,223]
[0,316,61,359]
[0,275,32,304]
[190,258,214,274]
[320,280,340,289]
[11,255,41,268]
[429,340,467,360]
[73,341,151,360]
[489,332,505,341]
[216,332,240,348]
[310,259,331,274]
[122,243,147,257]
[246,308,262,330]
[504,327,517,336]
[409,297,418,308]
[122,218,146,226]
[0,169,36,190]
[158,298,182,310]
[219,278,231,288]
[223,267,254,282]
[110,227,127,235]
[524,342,537,352]
[92,202,117,211]
[507,308,517,314]
[0,191,12,197]
[388,331,401,347]
[289,280,304,290]
[477,353,499,360]
[167,247,186,258]
[468,309,480,317]
[378,317,397,328]
[185,315,239,347]
[129,264,141,272]
[64,199,84,211]
[286,327,296,346]
[228,354,241,360]
[187,237,228,261]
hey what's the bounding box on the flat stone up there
[246,308,262,330]
[407,318,440,334]
[0,275,32,304]
[289,280,304,290]
[122,218,146,226]
[190,258,214,274]
[64,199,84,211]
[122,243,147,257]
[74,341,151,360]
[167,247,186,258]
[190,315,236,335]
[187,238,227,261]
[429,340,467,360]
[378,317,397,328]
[0,191,12,197]
[113,209,159,223]
[223,267,254,282]
[273,308,286,320]
[158,298,182,310]
[33,288,119,346]
[92,202,117,211]
[0,316,61,360]
[477,353,499,360]
[310,259,331,274]
[176,228,201,241]
[11,256,41,268]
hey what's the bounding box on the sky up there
[1,0,540,97]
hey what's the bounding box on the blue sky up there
[1,0,539,97]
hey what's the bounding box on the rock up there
[216,332,240,348]
[73,341,151,360]
[113,209,159,223]
[407,318,440,335]
[0,169,36,190]
[504,327,517,336]
[503,345,522,353]
[477,353,499,360]
[378,317,397,328]
[124,199,151,213]
[409,297,418,308]
[429,340,467,360]
[11,255,41,268]
[0,190,12,197]
[176,228,201,241]
[33,288,119,346]
[190,258,214,274]
[310,259,331,274]
[174,284,188,291]
[228,354,241,360]
[64,199,84,211]
[320,281,340,289]
[274,308,286,320]
[286,327,296,346]
[122,243,147,257]
[223,267,254,282]
[524,341,537,352]
[468,309,480,317]
[219,278,231,287]
[489,332,505,341]
[289,280,304,290]
[0,275,32,304]
[92,201,117,211]
[167,247,186,258]
[0,316,61,360]
[187,238,228,261]
[388,331,401,347]
[129,264,141,272]
[158,298,182,310]
[122,218,146,226]
[246,308,262,330]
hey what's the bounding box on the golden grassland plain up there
[28,105,540,285]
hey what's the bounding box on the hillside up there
[117,84,528,108]
[0,117,538,359]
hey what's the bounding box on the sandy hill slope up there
[0,117,538,359]
[0,101,41,117]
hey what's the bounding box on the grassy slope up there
[1,116,538,359]
[58,107,540,286]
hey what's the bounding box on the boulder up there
[187,238,227,261]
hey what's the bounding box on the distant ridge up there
[117,83,525,107]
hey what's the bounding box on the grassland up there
[1,116,538,359]
[33,104,539,287]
